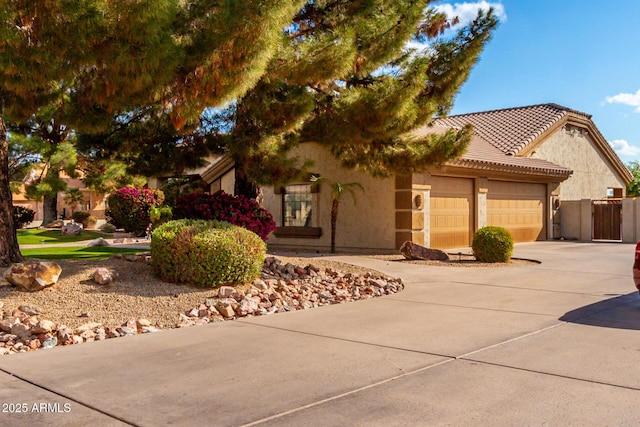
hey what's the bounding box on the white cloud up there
[606,89,640,112]
[609,139,640,157]
[434,1,507,27]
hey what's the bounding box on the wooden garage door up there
[487,181,546,243]
[430,177,473,249]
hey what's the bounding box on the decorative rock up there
[42,336,58,349]
[0,317,20,333]
[32,320,56,334]
[57,328,74,345]
[218,286,235,298]
[118,326,136,336]
[75,322,102,334]
[18,305,42,316]
[4,262,63,292]
[0,255,406,357]
[86,237,110,247]
[237,298,258,316]
[399,240,450,262]
[136,319,151,328]
[11,323,32,339]
[61,222,83,236]
[93,268,118,285]
[216,301,236,318]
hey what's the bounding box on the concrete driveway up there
[0,241,638,426]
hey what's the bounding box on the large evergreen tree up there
[0,0,304,266]
[222,2,498,187]
[8,114,78,225]
[77,2,498,198]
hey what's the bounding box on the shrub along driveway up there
[0,241,638,425]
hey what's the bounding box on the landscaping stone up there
[87,237,110,247]
[61,222,83,236]
[0,256,404,356]
[4,261,63,292]
[400,240,450,262]
[93,268,118,285]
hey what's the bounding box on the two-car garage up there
[429,177,547,249]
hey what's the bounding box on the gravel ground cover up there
[0,253,402,355]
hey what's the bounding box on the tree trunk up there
[234,166,259,199]
[42,194,58,225]
[0,116,23,267]
[330,198,339,254]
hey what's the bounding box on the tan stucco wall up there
[530,126,627,200]
[264,143,396,251]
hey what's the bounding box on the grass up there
[17,229,107,245]
[21,246,145,261]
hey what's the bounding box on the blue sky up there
[436,1,640,165]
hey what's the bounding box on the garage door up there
[487,181,546,242]
[430,176,473,249]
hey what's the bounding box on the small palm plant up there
[63,187,85,216]
[311,176,364,253]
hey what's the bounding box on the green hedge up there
[472,226,514,263]
[72,211,97,229]
[151,219,266,287]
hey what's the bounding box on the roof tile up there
[433,103,589,155]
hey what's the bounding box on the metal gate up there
[592,199,622,241]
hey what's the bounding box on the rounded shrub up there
[472,226,514,263]
[174,191,276,241]
[72,211,97,229]
[150,206,173,228]
[151,219,266,287]
[13,206,35,229]
[106,187,164,236]
[99,223,117,233]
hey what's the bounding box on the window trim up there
[274,174,322,239]
[273,226,322,239]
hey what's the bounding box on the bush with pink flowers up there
[173,191,276,241]
[106,187,164,236]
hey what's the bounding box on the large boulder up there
[93,268,118,285]
[399,241,450,262]
[4,262,63,292]
[86,237,110,247]
[61,222,83,236]
[46,219,64,228]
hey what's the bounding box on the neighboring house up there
[12,171,107,227]
[171,103,633,251]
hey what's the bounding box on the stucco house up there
[171,103,633,251]
[12,171,107,227]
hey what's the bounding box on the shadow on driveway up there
[560,293,640,330]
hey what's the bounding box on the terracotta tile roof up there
[451,133,572,177]
[433,103,590,155]
[417,122,572,178]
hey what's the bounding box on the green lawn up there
[17,229,107,245]
[21,246,145,261]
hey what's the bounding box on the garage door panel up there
[430,177,473,249]
[487,182,546,243]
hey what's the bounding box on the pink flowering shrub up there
[106,187,164,236]
[174,191,276,241]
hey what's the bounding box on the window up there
[607,187,623,198]
[283,184,313,227]
[273,178,322,238]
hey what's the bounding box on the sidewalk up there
[0,241,638,426]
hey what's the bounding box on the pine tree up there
[0,0,304,266]
[8,114,78,225]
[221,2,498,187]
[73,2,497,199]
